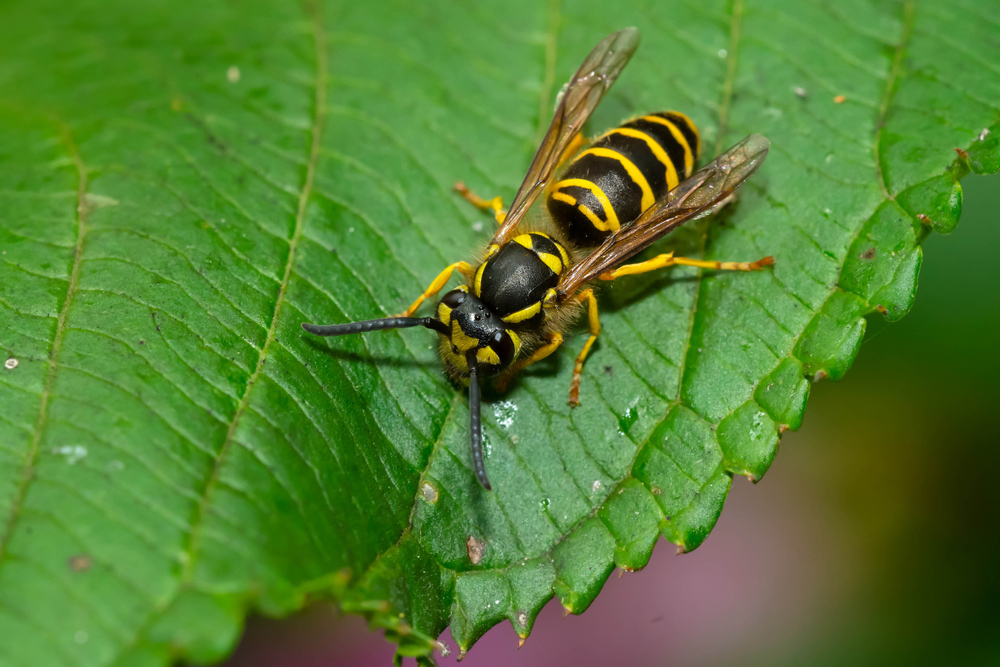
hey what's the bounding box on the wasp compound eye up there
[441,289,467,308]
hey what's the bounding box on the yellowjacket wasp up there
[304,27,772,490]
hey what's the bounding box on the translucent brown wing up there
[490,27,641,246]
[557,133,771,296]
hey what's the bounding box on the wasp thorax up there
[436,288,521,377]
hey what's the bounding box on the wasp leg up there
[496,332,564,392]
[397,261,475,317]
[454,182,507,225]
[599,252,774,281]
[568,288,600,407]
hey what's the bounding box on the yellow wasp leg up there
[568,288,601,407]
[396,261,475,317]
[496,332,564,392]
[599,252,774,281]
[454,182,507,225]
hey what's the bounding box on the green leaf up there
[0,0,997,664]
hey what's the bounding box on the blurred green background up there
[222,172,999,666]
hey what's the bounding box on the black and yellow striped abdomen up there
[547,111,701,246]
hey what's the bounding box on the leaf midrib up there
[178,0,328,583]
[0,123,89,562]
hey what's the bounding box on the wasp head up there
[435,288,521,377]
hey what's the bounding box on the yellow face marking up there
[437,303,452,328]
[476,346,501,366]
[451,320,479,353]
[537,251,562,275]
[641,115,695,176]
[542,287,558,308]
[578,147,654,210]
[553,178,620,232]
[473,261,487,297]
[600,127,680,191]
[552,191,577,206]
[448,347,469,375]
[501,300,542,324]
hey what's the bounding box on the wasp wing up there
[490,27,641,246]
[557,133,771,296]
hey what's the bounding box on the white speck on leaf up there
[227,65,240,82]
[980,128,990,141]
[348,226,355,233]
[592,479,602,493]
[472,221,484,232]
[750,410,767,441]
[83,193,119,210]
[4,358,17,370]
[493,399,517,429]
[74,631,88,645]
[793,86,808,98]
[108,460,125,472]
[420,481,438,504]
[53,445,87,464]
[718,48,728,58]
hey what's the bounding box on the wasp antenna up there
[302,317,447,337]
[467,354,492,491]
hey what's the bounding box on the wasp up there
[303,27,772,490]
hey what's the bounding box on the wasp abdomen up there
[547,111,701,247]
[474,232,570,325]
